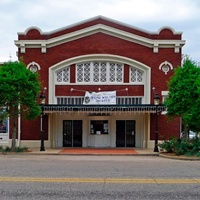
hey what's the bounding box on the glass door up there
[63,120,82,147]
[116,120,135,147]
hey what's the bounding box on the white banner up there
[83,91,116,105]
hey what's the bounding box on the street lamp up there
[39,87,47,151]
[153,93,160,152]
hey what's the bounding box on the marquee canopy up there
[42,104,166,115]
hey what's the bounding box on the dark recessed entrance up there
[63,120,82,147]
[116,120,135,147]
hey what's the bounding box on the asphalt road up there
[0,155,200,199]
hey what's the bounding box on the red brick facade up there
[14,16,185,148]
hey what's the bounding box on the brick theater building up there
[1,16,186,149]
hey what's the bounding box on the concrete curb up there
[1,148,160,156]
[159,153,200,161]
[1,152,159,156]
[2,151,199,159]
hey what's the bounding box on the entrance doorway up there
[63,120,82,147]
[116,120,135,147]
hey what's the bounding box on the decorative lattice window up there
[100,62,107,82]
[76,62,123,84]
[93,62,100,82]
[109,63,123,82]
[77,63,91,83]
[116,63,123,82]
[130,67,144,83]
[83,62,90,82]
[56,67,70,83]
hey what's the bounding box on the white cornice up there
[18,15,183,36]
[15,24,185,54]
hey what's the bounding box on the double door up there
[63,120,82,147]
[116,120,135,147]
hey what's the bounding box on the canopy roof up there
[42,104,166,115]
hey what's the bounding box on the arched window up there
[159,61,173,75]
[27,61,41,72]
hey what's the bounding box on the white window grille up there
[76,62,123,84]
[56,67,70,83]
[130,67,144,83]
[93,62,100,82]
[57,97,143,105]
[100,62,107,82]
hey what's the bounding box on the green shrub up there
[15,146,28,152]
[185,151,196,157]
[4,146,11,152]
[159,137,180,153]
[189,137,200,153]
[0,146,29,153]
[159,137,200,156]
[196,152,200,157]
[174,139,189,155]
[158,141,173,153]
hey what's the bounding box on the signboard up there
[0,109,8,133]
[0,119,7,133]
[83,91,116,105]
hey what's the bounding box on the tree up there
[0,61,41,150]
[164,57,200,138]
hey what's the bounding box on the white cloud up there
[0,0,199,62]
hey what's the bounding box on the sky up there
[0,0,199,64]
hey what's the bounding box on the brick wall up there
[17,17,182,141]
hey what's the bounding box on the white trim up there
[18,16,183,36]
[15,24,185,54]
[157,26,182,35]
[161,91,169,110]
[161,91,169,96]
[27,61,41,70]
[17,105,21,147]
[159,61,173,75]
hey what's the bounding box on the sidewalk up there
[19,148,200,160]
[26,148,159,156]
[4,148,200,159]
